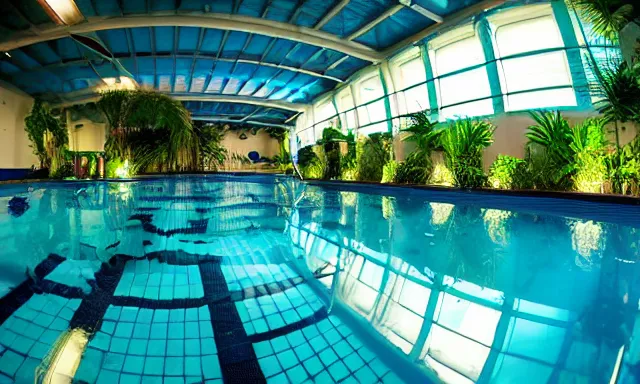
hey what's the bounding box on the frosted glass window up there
[356,75,388,134]
[336,90,356,132]
[435,293,500,346]
[495,16,576,111]
[502,317,565,364]
[490,354,553,383]
[395,57,429,115]
[315,101,336,130]
[426,325,490,381]
[432,36,493,119]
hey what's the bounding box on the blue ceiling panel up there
[200,30,224,55]
[53,38,83,61]
[302,50,345,74]
[131,28,152,54]
[237,0,266,18]
[294,0,339,28]
[0,61,21,75]
[281,45,321,68]
[154,27,175,53]
[89,0,122,17]
[98,30,131,55]
[263,0,299,23]
[151,0,177,12]
[21,43,61,65]
[355,8,434,50]
[122,0,147,14]
[414,0,483,16]
[178,27,200,53]
[208,0,235,14]
[220,32,250,59]
[7,49,43,70]
[325,56,369,79]
[136,57,155,75]
[242,35,273,61]
[73,0,98,17]
[118,57,138,76]
[262,39,297,65]
[320,0,395,38]
[239,66,280,96]
[155,58,174,75]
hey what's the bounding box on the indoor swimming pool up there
[0,174,638,384]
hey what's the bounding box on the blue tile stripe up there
[199,260,267,383]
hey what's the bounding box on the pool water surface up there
[0,175,638,384]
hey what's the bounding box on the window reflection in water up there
[286,188,640,384]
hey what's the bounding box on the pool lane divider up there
[199,260,267,384]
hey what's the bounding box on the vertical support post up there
[378,66,394,134]
[420,44,440,121]
[477,17,505,115]
[552,0,592,109]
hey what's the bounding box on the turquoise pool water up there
[0,175,638,384]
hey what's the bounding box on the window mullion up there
[477,17,505,115]
[420,44,439,120]
[551,0,592,109]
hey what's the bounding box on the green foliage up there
[488,155,529,190]
[570,0,635,42]
[526,110,575,189]
[357,133,393,182]
[297,146,325,179]
[592,61,640,126]
[105,158,124,178]
[395,152,432,184]
[382,161,398,183]
[193,122,227,171]
[394,110,442,184]
[50,163,74,179]
[441,118,495,188]
[97,89,197,174]
[606,137,640,194]
[265,126,292,171]
[570,119,609,192]
[24,100,68,173]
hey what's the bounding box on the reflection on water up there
[0,177,638,383]
[286,184,640,384]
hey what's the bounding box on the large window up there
[430,27,494,120]
[355,73,388,135]
[314,100,337,139]
[390,48,430,117]
[335,87,357,134]
[491,6,577,111]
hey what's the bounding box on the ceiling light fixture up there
[37,0,84,26]
[4,52,10,58]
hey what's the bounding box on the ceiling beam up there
[381,0,507,58]
[346,4,403,41]
[53,93,308,112]
[28,53,344,82]
[0,13,383,62]
[315,0,350,30]
[398,0,443,23]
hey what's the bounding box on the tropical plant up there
[24,100,69,176]
[591,60,640,134]
[194,122,227,171]
[357,132,393,182]
[569,0,636,43]
[297,146,325,179]
[488,155,529,190]
[606,136,640,194]
[395,110,442,184]
[97,89,198,174]
[265,126,292,172]
[340,130,357,180]
[441,118,495,188]
[382,161,398,183]
[526,110,575,189]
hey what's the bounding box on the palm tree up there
[569,0,636,43]
[395,110,442,184]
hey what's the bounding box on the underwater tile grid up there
[0,176,639,384]
[0,178,403,384]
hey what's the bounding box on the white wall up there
[67,114,106,152]
[222,129,279,159]
[0,82,37,169]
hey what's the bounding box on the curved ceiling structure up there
[0,0,498,127]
